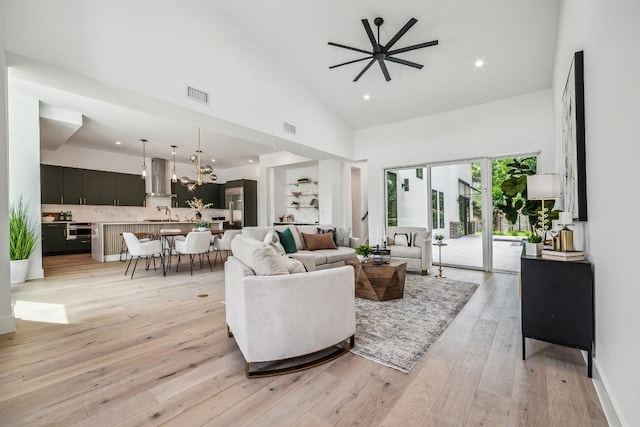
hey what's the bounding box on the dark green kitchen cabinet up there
[98,171,118,205]
[62,167,83,205]
[116,173,146,206]
[41,223,67,255]
[41,165,146,207]
[40,165,64,204]
[61,167,103,205]
[171,182,189,207]
[82,169,101,205]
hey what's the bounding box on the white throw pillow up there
[263,230,286,255]
[335,227,351,247]
[282,256,306,273]
[230,235,289,276]
[393,233,409,247]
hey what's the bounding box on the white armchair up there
[386,226,432,275]
[174,231,213,275]
[122,232,165,279]
[226,235,356,377]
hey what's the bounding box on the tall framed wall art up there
[561,50,588,221]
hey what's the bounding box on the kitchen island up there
[92,221,224,262]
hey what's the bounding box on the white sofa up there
[386,226,433,275]
[225,235,356,377]
[242,225,359,270]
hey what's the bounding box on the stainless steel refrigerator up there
[225,187,244,229]
[224,180,257,229]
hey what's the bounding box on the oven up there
[67,222,92,240]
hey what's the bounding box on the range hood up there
[148,158,175,197]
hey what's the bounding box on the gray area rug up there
[351,275,479,373]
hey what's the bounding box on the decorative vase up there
[525,242,543,256]
[194,227,209,232]
[357,254,369,263]
[10,259,30,285]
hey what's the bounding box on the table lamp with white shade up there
[526,174,561,243]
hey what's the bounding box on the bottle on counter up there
[59,211,65,221]
[66,211,72,221]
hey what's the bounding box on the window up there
[439,191,445,228]
[387,171,397,226]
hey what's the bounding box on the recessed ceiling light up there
[249,159,254,163]
[474,58,485,68]
[115,141,122,145]
[363,93,371,101]
[211,158,216,162]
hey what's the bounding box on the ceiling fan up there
[328,17,438,82]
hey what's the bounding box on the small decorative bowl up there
[291,191,302,197]
[42,216,55,222]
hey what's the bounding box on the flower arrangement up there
[434,234,445,242]
[195,221,211,229]
[186,197,212,213]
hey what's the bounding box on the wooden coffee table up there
[345,259,407,301]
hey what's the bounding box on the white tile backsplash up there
[42,198,228,223]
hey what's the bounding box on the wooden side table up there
[344,259,407,301]
[433,242,447,278]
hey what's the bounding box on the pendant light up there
[170,145,178,183]
[179,127,215,189]
[140,139,148,179]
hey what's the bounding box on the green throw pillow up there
[277,228,297,254]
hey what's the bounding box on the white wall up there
[356,90,554,244]
[0,1,17,334]
[8,93,43,280]
[3,0,354,160]
[553,1,640,425]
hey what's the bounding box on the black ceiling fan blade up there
[384,18,418,51]
[328,41,372,56]
[353,58,376,82]
[329,56,373,69]
[385,56,424,69]
[387,40,439,56]
[378,59,391,81]
[361,19,380,53]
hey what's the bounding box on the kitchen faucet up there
[157,205,172,222]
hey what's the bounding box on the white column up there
[8,93,44,280]
[0,2,17,334]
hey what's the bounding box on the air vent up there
[186,86,209,105]
[283,122,296,135]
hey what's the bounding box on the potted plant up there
[9,197,38,284]
[434,234,445,244]
[194,221,211,231]
[525,231,543,256]
[355,244,372,263]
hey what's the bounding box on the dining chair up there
[174,231,213,275]
[122,232,165,279]
[212,229,242,265]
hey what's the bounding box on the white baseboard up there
[0,313,16,335]
[587,353,623,427]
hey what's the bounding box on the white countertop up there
[94,220,225,225]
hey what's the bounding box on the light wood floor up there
[0,254,607,426]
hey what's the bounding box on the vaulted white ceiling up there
[216,0,560,129]
[6,0,560,166]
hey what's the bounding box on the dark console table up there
[520,254,594,377]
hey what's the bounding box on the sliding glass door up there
[385,154,537,272]
[429,161,485,270]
